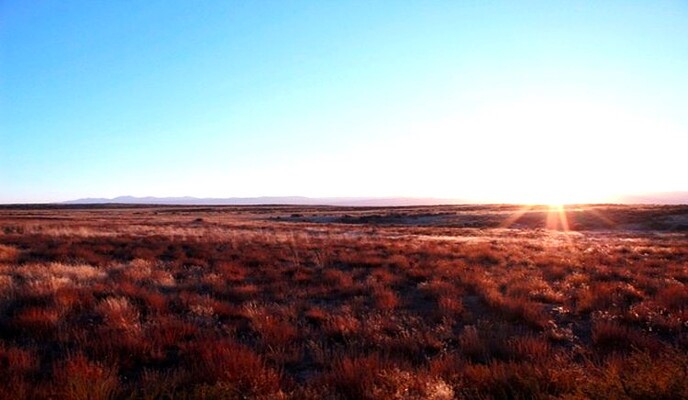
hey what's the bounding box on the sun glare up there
[545,204,570,231]
[500,203,572,232]
[409,90,685,205]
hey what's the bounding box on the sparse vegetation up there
[0,204,686,399]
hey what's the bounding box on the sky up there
[2,1,687,204]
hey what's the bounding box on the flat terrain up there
[0,204,687,399]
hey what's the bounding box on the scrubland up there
[0,204,686,399]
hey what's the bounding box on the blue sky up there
[2,1,687,203]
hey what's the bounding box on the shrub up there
[182,339,283,397]
[52,354,120,400]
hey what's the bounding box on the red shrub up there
[182,339,283,396]
[52,354,120,400]
[592,320,664,353]
[322,355,387,399]
[656,284,688,311]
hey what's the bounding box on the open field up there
[0,204,687,399]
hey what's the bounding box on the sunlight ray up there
[586,207,617,229]
[499,205,535,228]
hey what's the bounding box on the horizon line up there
[2,192,688,207]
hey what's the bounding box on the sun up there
[498,182,582,231]
[500,203,571,231]
[500,201,617,232]
[544,204,570,231]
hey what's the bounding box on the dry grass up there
[0,204,686,399]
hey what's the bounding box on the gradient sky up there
[2,1,687,203]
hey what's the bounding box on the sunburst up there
[545,204,570,231]
[500,204,616,232]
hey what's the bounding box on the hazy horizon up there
[0,190,684,206]
[2,1,687,204]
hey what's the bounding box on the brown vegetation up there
[0,204,686,399]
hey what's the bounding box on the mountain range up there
[61,196,467,207]
[61,193,688,206]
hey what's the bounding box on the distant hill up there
[616,192,688,205]
[61,196,466,207]
[60,192,688,206]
